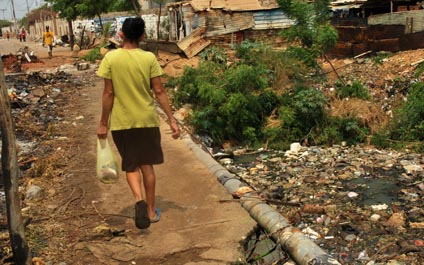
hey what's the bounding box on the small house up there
[166,0,294,57]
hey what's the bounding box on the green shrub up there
[316,125,343,146]
[174,58,274,145]
[257,90,281,117]
[372,52,391,65]
[199,46,227,64]
[371,132,391,149]
[174,62,225,108]
[233,40,261,61]
[225,64,268,93]
[389,82,424,141]
[82,47,102,63]
[284,46,319,69]
[173,38,389,149]
[335,80,370,100]
[337,117,369,144]
[293,87,328,129]
[164,75,179,88]
[414,63,424,78]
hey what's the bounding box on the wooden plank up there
[177,27,211,58]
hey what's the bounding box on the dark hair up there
[122,17,145,42]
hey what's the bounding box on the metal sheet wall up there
[253,9,294,30]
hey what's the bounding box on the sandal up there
[135,200,150,229]
[150,208,161,223]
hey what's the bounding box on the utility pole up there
[10,0,16,22]
[10,0,18,39]
[0,8,6,20]
[25,0,30,14]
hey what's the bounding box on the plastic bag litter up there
[96,138,119,184]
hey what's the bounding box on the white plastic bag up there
[96,138,119,184]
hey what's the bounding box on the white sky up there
[0,0,46,21]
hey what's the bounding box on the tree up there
[1,57,32,264]
[0,20,13,28]
[131,0,141,16]
[154,0,167,39]
[25,4,56,43]
[46,0,83,50]
[110,0,141,15]
[277,0,337,55]
[75,0,113,32]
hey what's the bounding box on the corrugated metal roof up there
[330,0,367,10]
[190,0,279,11]
[204,12,255,37]
[331,0,367,5]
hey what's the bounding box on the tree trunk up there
[157,3,162,40]
[68,20,74,51]
[131,0,140,17]
[0,60,32,264]
[80,25,86,49]
[97,14,104,34]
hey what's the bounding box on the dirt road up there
[1,38,256,264]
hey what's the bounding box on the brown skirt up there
[112,127,163,172]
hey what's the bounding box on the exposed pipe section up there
[182,135,341,265]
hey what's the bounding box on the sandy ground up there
[1,38,255,264]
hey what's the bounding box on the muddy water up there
[346,177,401,206]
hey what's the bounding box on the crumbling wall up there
[368,10,424,33]
[329,23,424,57]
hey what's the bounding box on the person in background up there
[6,31,10,40]
[20,28,26,42]
[96,17,180,229]
[42,26,55,58]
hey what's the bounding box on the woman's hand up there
[97,124,109,139]
[169,119,181,139]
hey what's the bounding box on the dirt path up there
[66,79,255,265]
[1,39,256,264]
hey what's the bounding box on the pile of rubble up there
[217,143,424,263]
[5,71,81,136]
[1,47,40,73]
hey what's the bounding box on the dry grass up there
[265,109,282,128]
[330,98,389,133]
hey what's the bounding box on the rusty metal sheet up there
[369,38,400,52]
[190,0,279,11]
[399,31,424,50]
[177,27,211,58]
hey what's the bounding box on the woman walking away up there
[96,17,180,229]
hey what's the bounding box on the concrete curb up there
[181,133,341,265]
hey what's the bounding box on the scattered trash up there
[217,143,424,263]
[77,62,90,71]
[1,46,39,73]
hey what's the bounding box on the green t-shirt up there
[97,48,164,130]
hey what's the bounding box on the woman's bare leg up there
[140,165,157,220]
[126,169,143,201]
